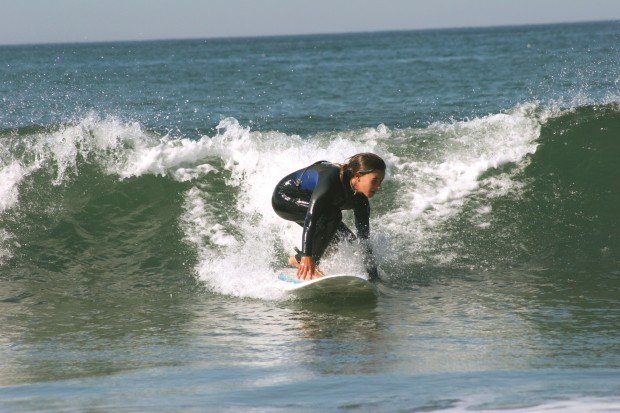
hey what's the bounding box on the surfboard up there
[276,269,377,299]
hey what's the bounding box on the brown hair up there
[340,153,386,177]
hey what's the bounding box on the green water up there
[0,21,619,411]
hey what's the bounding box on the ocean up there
[0,20,619,412]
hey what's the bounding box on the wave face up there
[1,102,617,298]
[386,103,619,280]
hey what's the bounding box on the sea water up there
[0,21,619,411]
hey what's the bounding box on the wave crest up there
[2,103,617,294]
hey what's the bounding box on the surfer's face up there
[353,170,384,198]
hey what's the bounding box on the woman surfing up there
[271,153,385,281]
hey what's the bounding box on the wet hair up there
[340,153,386,176]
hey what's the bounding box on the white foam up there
[0,115,391,288]
[179,118,386,299]
[0,104,562,297]
[0,229,17,264]
[435,396,620,413]
[0,114,164,265]
[0,161,30,264]
[0,161,30,213]
[382,103,556,266]
[172,164,218,182]
[0,161,36,264]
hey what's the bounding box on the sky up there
[1,0,619,45]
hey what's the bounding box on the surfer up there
[272,153,385,281]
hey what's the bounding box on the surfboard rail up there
[276,270,377,298]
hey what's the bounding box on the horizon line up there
[1,18,617,48]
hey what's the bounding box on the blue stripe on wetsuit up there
[294,169,320,192]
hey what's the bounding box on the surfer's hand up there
[297,256,317,280]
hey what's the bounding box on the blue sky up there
[1,0,619,45]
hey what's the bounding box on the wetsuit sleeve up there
[354,196,379,281]
[353,196,370,240]
[301,169,340,257]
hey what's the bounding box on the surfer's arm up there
[354,197,379,281]
[297,168,342,280]
[359,238,379,281]
[300,170,337,258]
[353,196,370,239]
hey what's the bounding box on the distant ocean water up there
[1,21,619,412]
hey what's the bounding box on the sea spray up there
[181,117,384,298]
[2,108,538,290]
[1,103,617,297]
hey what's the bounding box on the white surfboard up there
[276,269,377,299]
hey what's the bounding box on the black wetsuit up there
[271,161,379,281]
